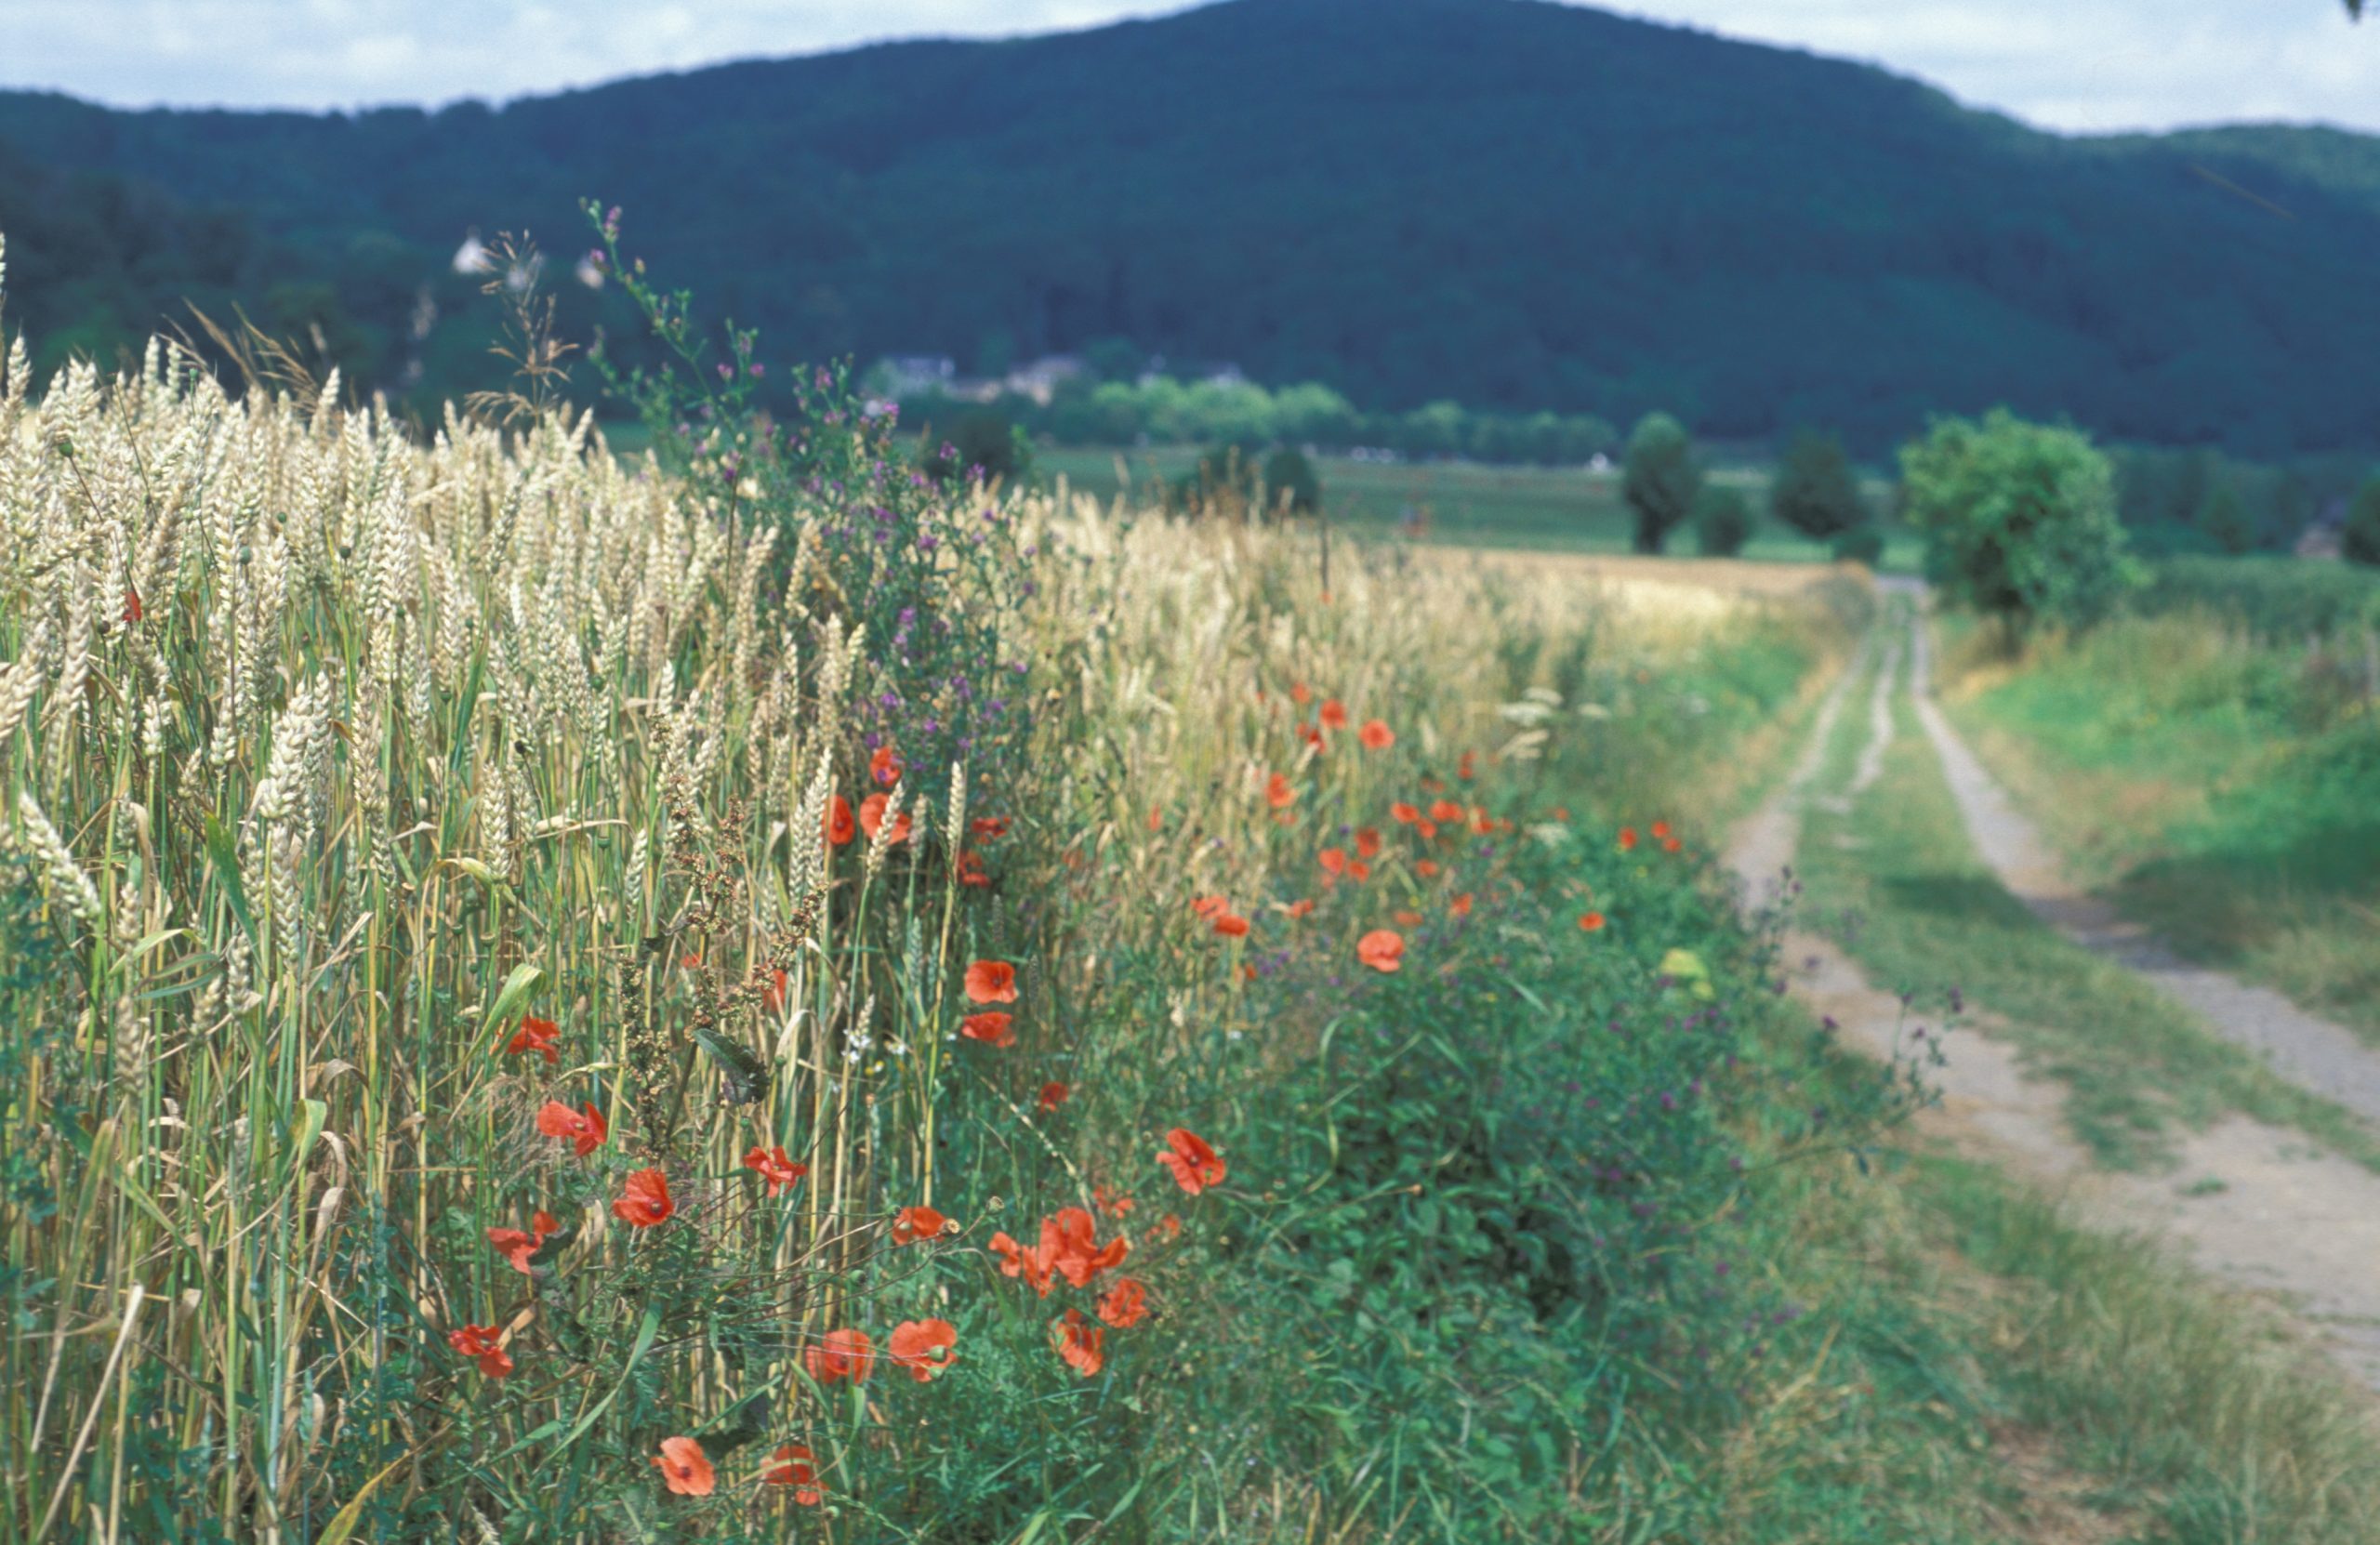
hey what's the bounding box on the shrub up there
[1769,429,1868,539]
[1832,525,1885,567]
[1624,411,1701,554]
[2135,556,2380,639]
[924,407,1036,487]
[1694,483,1753,556]
[1899,408,2139,631]
[2345,476,2380,567]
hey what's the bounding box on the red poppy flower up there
[613,1168,674,1228]
[956,849,991,888]
[1147,806,1164,832]
[1451,892,1474,917]
[1038,1080,1072,1114]
[1049,1206,1132,1287]
[1416,859,1440,878]
[1094,1183,1135,1219]
[1358,719,1394,750]
[653,1436,715,1497]
[506,1015,560,1065]
[964,959,1018,1003]
[1579,911,1606,932]
[892,1205,948,1245]
[1348,859,1372,881]
[886,1317,959,1382]
[1430,799,1463,824]
[1318,698,1348,731]
[1290,681,1313,706]
[1267,772,1297,809]
[1650,820,1672,840]
[765,1443,823,1503]
[1317,847,1346,877]
[1618,826,1639,852]
[486,1209,561,1274]
[825,796,856,847]
[1390,801,1420,825]
[1393,908,1424,928]
[536,1100,608,1157]
[805,1327,875,1384]
[1157,1128,1227,1196]
[761,967,790,1012]
[870,743,906,786]
[1298,720,1326,753]
[1283,897,1316,918]
[960,1010,1015,1048]
[743,1144,808,1195]
[446,1323,512,1378]
[1355,827,1382,858]
[1097,1278,1149,1329]
[1554,805,1572,821]
[1055,1308,1106,1378]
[1472,810,1496,836]
[1663,836,1683,853]
[1357,930,1405,973]
[1190,894,1228,918]
[1212,912,1250,938]
[1421,776,1445,795]
[972,815,1011,841]
[859,793,912,843]
[987,1229,1055,1296]
[1150,1212,1183,1243]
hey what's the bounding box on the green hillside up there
[5,0,2379,453]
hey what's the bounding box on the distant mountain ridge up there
[3,0,2377,454]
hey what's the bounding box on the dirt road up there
[1731,591,2380,1391]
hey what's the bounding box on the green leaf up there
[481,962,549,1054]
[202,813,257,947]
[289,1098,326,1179]
[694,1026,769,1104]
[707,1391,772,1457]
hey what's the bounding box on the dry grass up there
[0,299,1790,1535]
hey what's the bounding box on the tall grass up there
[1,220,1899,1541]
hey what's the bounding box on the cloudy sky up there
[6,0,2375,135]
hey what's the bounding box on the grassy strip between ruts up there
[1935,609,2380,1049]
[1792,623,2380,1173]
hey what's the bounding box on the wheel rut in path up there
[1729,606,2380,1393]
[1899,601,2380,1130]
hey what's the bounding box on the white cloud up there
[1,0,2374,134]
[1609,0,2380,133]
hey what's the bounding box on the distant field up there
[1037,445,1924,571]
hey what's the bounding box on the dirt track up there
[1731,593,2380,1391]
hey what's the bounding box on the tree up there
[1831,526,1884,567]
[1897,409,2138,631]
[2196,475,2256,556]
[2345,477,2380,567]
[1622,413,1700,554]
[1768,429,1867,539]
[1082,335,1144,382]
[1263,446,1322,514]
[1693,485,1752,556]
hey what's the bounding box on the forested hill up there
[5,0,2379,454]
